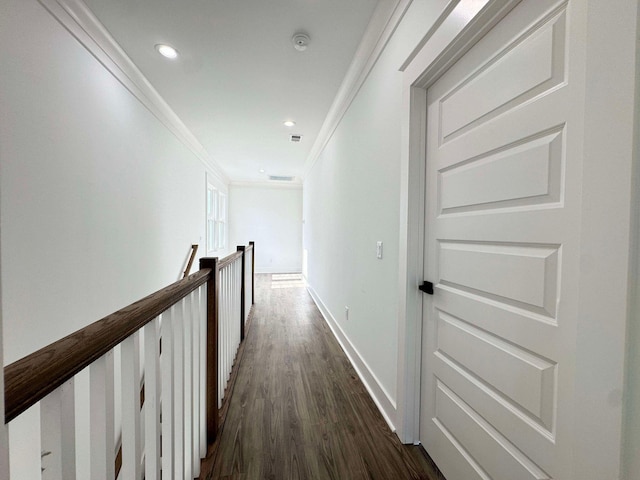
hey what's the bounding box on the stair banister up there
[2,242,256,479]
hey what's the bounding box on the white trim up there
[229,181,303,190]
[306,285,397,431]
[395,0,522,444]
[301,0,414,179]
[572,1,637,476]
[401,0,523,88]
[37,0,229,185]
[398,0,460,72]
[395,85,427,443]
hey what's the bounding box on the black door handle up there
[419,281,434,295]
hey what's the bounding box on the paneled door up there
[419,1,584,478]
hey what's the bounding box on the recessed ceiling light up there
[155,44,178,59]
[283,120,296,127]
[259,168,265,173]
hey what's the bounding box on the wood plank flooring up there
[199,274,445,480]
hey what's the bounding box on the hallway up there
[199,274,443,479]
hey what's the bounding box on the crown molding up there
[37,0,229,185]
[301,0,414,180]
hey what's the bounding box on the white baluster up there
[233,262,238,361]
[223,267,228,393]
[233,263,237,360]
[41,379,76,480]
[235,263,238,350]
[90,351,115,480]
[199,285,207,457]
[236,260,241,351]
[244,254,249,323]
[191,291,201,475]
[230,265,234,376]
[230,267,233,375]
[248,250,253,315]
[0,317,7,480]
[183,295,193,480]
[221,267,225,397]
[247,250,252,318]
[0,415,7,479]
[144,318,161,480]
[173,301,184,478]
[219,269,225,407]
[161,309,174,479]
[121,332,142,479]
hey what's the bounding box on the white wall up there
[303,0,449,426]
[304,1,640,476]
[229,185,302,273]
[0,0,226,476]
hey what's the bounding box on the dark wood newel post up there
[249,241,255,305]
[237,246,246,341]
[199,257,219,445]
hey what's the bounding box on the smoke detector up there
[292,33,310,51]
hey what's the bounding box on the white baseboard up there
[306,285,397,431]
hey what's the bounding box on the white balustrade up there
[217,256,243,408]
[4,244,254,479]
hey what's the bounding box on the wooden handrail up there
[217,250,243,270]
[4,269,211,423]
[4,242,254,467]
[183,244,199,278]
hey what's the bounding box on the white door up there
[419,1,584,479]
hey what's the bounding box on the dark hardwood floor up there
[199,274,445,480]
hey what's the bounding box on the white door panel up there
[419,1,581,478]
[433,356,556,473]
[439,11,566,145]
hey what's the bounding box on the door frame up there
[395,0,523,444]
[395,1,639,477]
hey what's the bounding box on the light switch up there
[376,241,383,259]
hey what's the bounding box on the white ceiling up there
[83,0,381,184]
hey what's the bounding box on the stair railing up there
[183,244,199,279]
[3,242,255,480]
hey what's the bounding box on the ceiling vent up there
[269,175,295,182]
[289,134,303,143]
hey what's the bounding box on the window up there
[206,180,227,254]
[206,183,216,254]
[216,192,226,250]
